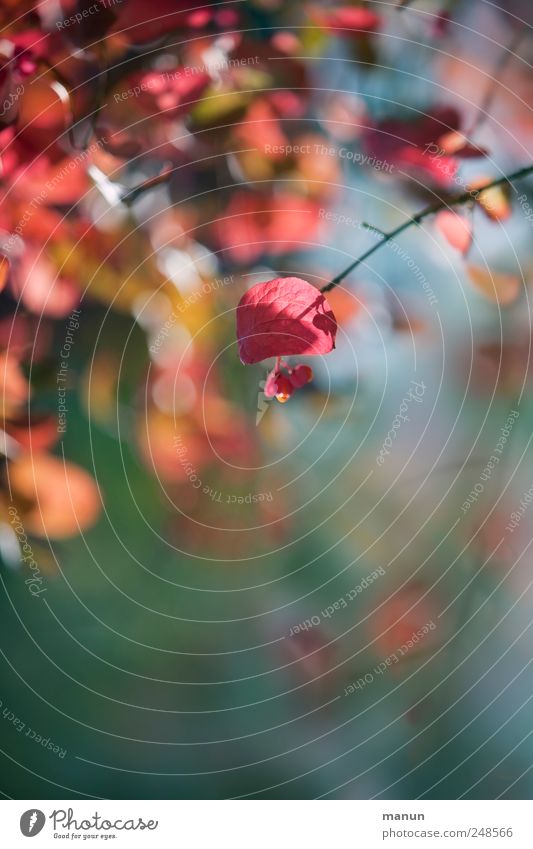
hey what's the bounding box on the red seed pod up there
[289,364,313,388]
[274,375,294,403]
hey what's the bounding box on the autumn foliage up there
[0,2,530,589]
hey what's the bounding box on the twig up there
[121,166,175,206]
[320,163,533,293]
[121,162,533,287]
[467,24,527,136]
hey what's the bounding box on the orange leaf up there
[0,255,9,292]
[467,265,520,305]
[436,210,472,254]
[469,176,511,222]
[10,453,101,539]
[18,77,71,134]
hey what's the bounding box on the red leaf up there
[363,107,462,188]
[436,210,472,254]
[310,6,381,33]
[109,0,228,44]
[215,192,322,264]
[5,412,59,452]
[136,70,211,118]
[237,277,337,365]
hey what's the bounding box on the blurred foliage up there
[1,0,533,800]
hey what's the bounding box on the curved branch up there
[321,163,533,293]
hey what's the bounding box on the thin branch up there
[122,162,533,289]
[321,163,533,293]
[121,166,175,206]
[467,24,527,136]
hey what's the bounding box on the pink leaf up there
[436,210,473,254]
[236,277,337,365]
